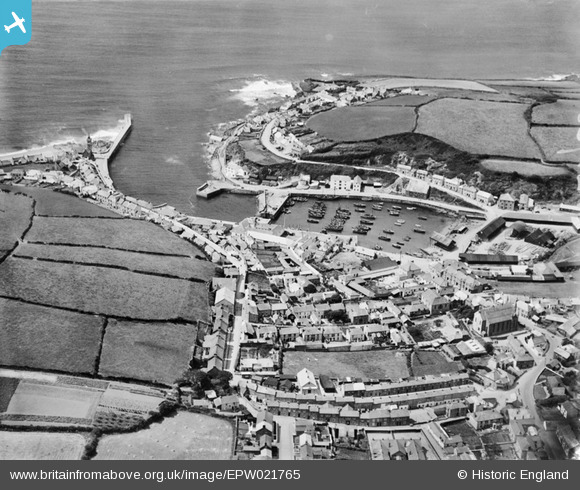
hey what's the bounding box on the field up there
[0,257,208,321]
[363,78,496,92]
[0,185,121,218]
[365,95,436,107]
[94,412,233,460]
[0,298,103,374]
[411,351,462,377]
[0,378,19,412]
[480,158,571,177]
[306,106,416,142]
[282,350,410,380]
[532,100,580,126]
[416,99,543,159]
[99,321,199,385]
[0,431,85,460]
[530,126,580,163]
[6,381,102,420]
[0,191,34,255]
[13,243,215,281]
[25,216,198,255]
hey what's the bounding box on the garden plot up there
[282,350,410,380]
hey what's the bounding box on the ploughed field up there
[0,185,122,218]
[0,298,104,375]
[0,431,86,460]
[0,191,34,259]
[0,189,213,384]
[0,257,207,322]
[25,216,198,255]
[94,412,233,460]
[13,242,215,280]
[99,320,199,385]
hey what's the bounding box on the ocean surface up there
[0,0,579,221]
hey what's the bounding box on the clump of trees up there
[175,368,234,399]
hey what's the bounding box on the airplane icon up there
[4,12,26,34]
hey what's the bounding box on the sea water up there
[0,0,578,220]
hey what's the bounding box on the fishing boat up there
[378,236,391,242]
[418,216,428,220]
[352,226,368,235]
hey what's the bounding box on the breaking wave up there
[230,78,296,107]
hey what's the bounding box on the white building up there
[330,175,352,191]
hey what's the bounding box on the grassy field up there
[99,321,198,385]
[6,381,102,419]
[0,257,209,322]
[282,350,410,380]
[0,185,120,218]
[365,95,436,107]
[306,106,416,142]
[14,243,215,281]
[0,298,103,374]
[0,191,34,255]
[0,431,85,460]
[25,216,199,255]
[532,100,580,126]
[530,126,580,163]
[411,351,462,377]
[480,158,571,177]
[94,412,233,460]
[416,99,543,159]
[0,378,20,412]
